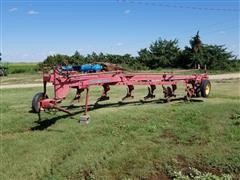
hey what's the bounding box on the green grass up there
[0,79,240,179]
[0,73,41,85]
[6,63,38,74]
[0,62,40,84]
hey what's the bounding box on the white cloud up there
[117,42,123,46]
[9,8,18,12]
[28,10,39,15]
[124,9,131,14]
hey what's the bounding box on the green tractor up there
[0,53,8,76]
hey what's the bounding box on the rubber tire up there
[32,92,48,113]
[201,80,211,98]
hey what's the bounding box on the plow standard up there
[32,64,211,122]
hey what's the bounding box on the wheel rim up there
[205,83,210,95]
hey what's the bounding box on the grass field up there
[0,73,41,85]
[4,63,38,74]
[0,78,240,179]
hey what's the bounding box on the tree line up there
[39,33,240,71]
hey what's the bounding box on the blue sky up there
[1,0,239,62]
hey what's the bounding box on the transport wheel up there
[32,92,48,113]
[200,80,211,97]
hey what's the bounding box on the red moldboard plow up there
[32,66,211,123]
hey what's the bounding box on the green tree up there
[70,51,85,64]
[180,43,237,70]
[39,36,239,71]
[138,38,180,68]
[138,48,154,68]
[201,44,237,70]
[190,31,202,53]
[189,31,203,68]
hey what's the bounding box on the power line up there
[118,0,240,12]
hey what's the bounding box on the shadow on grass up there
[30,98,204,131]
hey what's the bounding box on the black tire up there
[32,92,48,113]
[201,80,211,97]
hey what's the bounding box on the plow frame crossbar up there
[37,67,209,120]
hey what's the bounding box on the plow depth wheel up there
[32,92,48,113]
[201,80,211,97]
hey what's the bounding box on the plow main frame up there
[33,67,210,121]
